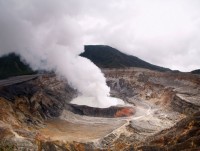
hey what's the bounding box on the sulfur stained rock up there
[114,107,135,117]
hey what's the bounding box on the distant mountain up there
[0,45,171,80]
[81,45,171,72]
[0,53,35,79]
[191,69,200,74]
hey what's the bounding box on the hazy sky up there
[0,0,200,72]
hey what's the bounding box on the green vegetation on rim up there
[191,69,200,74]
[81,45,171,72]
[0,53,35,79]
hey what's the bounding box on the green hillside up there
[81,45,170,72]
[191,69,200,74]
[0,53,35,79]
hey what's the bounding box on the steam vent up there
[69,96,135,118]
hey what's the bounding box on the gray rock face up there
[171,94,200,115]
[0,74,77,120]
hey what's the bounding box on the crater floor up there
[40,114,126,142]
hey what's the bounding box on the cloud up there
[79,0,200,71]
[0,0,111,107]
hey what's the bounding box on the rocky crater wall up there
[0,68,199,150]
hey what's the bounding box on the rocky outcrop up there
[0,76,75,121]
[171,94,200,115]
[0,74,77,150]
[137,112,200,151]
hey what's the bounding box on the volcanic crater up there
[0,68,199,150]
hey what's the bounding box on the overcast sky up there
[79,0,200,71]
[0,0,200,71]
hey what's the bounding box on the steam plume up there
[0,0,111,107]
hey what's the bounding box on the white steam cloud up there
[0,0,111,107]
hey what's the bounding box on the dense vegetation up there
[0,53,35,79]
[191,69,200,74]
[81,45,171,72]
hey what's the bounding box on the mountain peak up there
[81,45,170,72]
